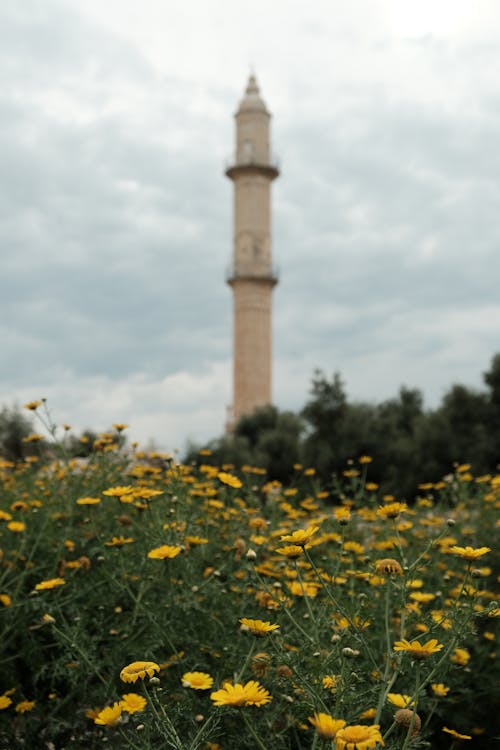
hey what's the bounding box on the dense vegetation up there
[188,353,500,498]
[0,402,498,749]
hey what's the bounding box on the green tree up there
[186,405,303,482]
[0,405,37,461]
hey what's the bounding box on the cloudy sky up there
[2,0,500,451]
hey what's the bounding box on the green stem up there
[294,561,319,642]
[241,710,269,750]
[304,549,379,670]
[401,665,420,750]
[143,684,183,747]
[374,582,399,725]
[235,639,257,682]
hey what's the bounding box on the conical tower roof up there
[237,74,269,114]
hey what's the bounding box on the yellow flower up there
[120,661,160,683]
[275,544,307,559]
[280,526,319,547]
[182,672,214,690]
[431,683,450,697]
[451,647,470,666]
[334,507,351,523]
[34,578,66,591]
[287,581,320,597]
[76,496,101,505]
[210,680,272,707]
[448,546,491,561]
[334,723,384,749]
[112,423,129,432]
[239,618,280,636]
[102,485,135,498]
[22,433,44,443]
[7,521,25,533]
[393,638,443,659]
[309,712,346,739]
[24,400,43,410]
[217,471,242,489]
[94,702,123,726]
[344,541,364,555]
[322,675,338,691]
[15,700,35,713]
[105,536,134,547]
[0,594,12,607]
[185,535,209,546]
[377,502,407,519]
[359,708,376,720]
[120,693,147,714]
[0,694,12,710]
[442,727,472,740]
[387,693,414,708]
[409,592,436,603]
[147,545,183,559]
[375,558,403,575]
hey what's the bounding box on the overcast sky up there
[2,0,500,451]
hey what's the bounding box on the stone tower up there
[226,75,279,426]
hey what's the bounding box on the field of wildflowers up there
[0,402,498,749]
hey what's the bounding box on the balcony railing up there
[225,263,280,285]
[224,154,280,180]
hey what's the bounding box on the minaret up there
[226,75,279,426]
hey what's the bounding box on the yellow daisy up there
[334,723,384,749]
[210,680,272,707]
[309,712,346,739]
[280,526,319,547]
[94,702,123,726]
[448,546,491,561]
[182,672,214,690]
[239,618,280,636]
[147,545,183,560]
[120,693,147,714]
[393,638,443,659]
[120,661,160,683]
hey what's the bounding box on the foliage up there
[0,403,498,749]
[187,405,304,482]
[194,353,500,498]
[0,405,37,461]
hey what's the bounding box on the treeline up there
[187,353,500,498]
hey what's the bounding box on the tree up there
[0,406,36,461]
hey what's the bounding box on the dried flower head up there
[375,558,403,575]
[394,708,421,736]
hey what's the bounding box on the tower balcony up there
[225,155,280,181]
[225,263,279,287]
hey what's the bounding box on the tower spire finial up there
[246,73,259,95]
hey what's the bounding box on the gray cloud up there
[1,0,500,447]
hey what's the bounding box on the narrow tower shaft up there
[226,75,279,425]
